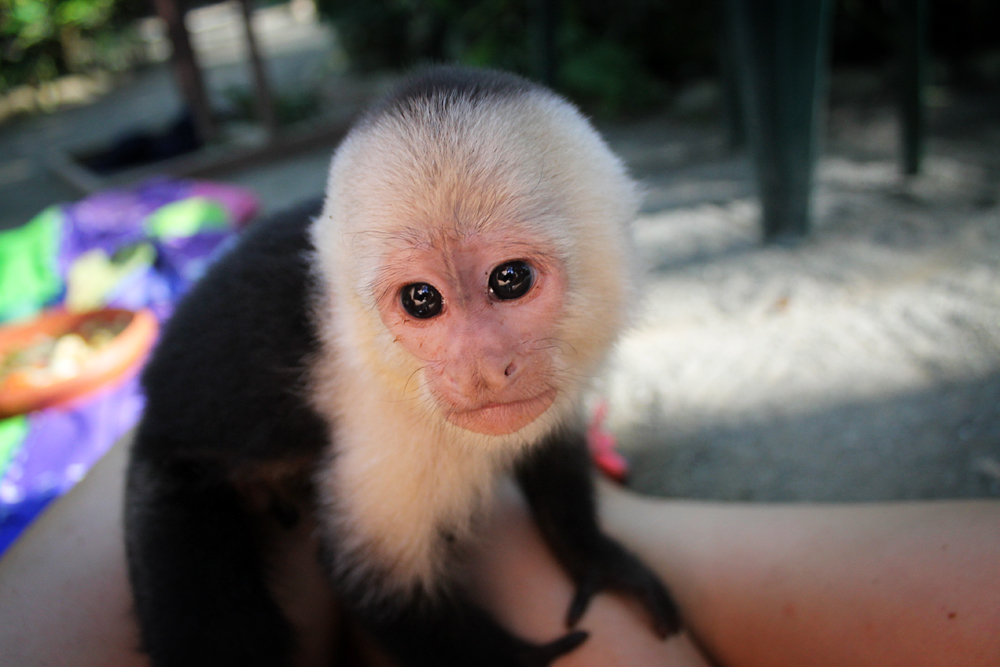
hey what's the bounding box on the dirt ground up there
[605,89,1000,501]
[1,10,998,503]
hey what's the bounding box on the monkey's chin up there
[445,390,557,436]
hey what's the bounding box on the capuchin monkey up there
[125,66,680,667]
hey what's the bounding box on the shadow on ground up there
[625,370,1000,501]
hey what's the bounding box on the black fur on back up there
[135,197,328,466]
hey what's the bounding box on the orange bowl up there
[0,308,158,418]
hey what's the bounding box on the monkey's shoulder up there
[136,198,328,463]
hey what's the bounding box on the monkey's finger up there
[638,577,682,639]
[566,572,603,628]
[611,564,682,638]
[594,541,683,638]
[519,630,589,667]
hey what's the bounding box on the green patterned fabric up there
[144,197,228,239]
[0,207,63,322]
[0,416,28,479]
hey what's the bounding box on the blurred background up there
[0,0,998,549]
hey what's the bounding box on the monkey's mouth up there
[444,389,557,436]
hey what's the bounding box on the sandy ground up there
[614,156,1000,500]
[594,93,1000,501]
[1,6,998,503]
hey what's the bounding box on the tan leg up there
[4,436,996,667]
[598,481,1000,667]
[0,435,147,667]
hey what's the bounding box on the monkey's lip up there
[445,390,557,436]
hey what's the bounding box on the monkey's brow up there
[357,226,461,257]
[350,227,430,249]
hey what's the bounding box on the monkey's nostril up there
[504,362,516,377]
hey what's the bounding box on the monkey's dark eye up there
[489,261,533,300]
[400,283,443,319]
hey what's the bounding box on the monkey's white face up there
[314,86,638,450]
[374,230,567,436]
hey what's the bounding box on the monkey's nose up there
[482,354,519,389]
[445,355,517,397]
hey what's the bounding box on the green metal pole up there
[899,0,928,176]
[721,0,833,242]
[715,0,745,151]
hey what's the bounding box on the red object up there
[0,308,158,418]
[587,400,630,483]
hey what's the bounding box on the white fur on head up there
[309,68,639,598]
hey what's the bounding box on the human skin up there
[0,436,149,667]
[1,436,998,667]
[595,483,1000,667]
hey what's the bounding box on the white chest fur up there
[313,383,521,602]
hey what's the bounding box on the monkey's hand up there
[565,535,681,639]
[515,630,590,667]
[516,433,682,641]
[360,590,589,667]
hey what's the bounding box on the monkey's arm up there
[515,431,682,638]
[125,456,297,667]
[125,200,329,666]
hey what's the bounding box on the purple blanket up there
[0,178,257,555]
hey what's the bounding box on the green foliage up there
[313,0,706,116]
[0,0,139,91]
[559,38,661,116]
